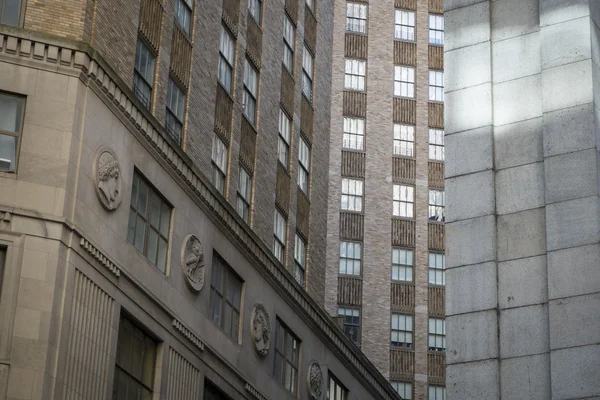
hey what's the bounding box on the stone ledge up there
[172,319,205,352]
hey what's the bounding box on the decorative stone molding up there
[79,237,120,277]
[250,304,270,356]
[245,383,268,400]
[307,360,323,400]
[180,234,205,292]
[92,146,122,211]
[172,319,205,352]
[0,211,11,230]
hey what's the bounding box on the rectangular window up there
[346,3,367,33]
[392,248,413,282]
[274,319,300,395]
[298,138,310,194]
[341,178,363,212]
[428,252,445,286]
[211,134,228,194]
[0,248,5,294]
[394,10,415,41]
[394,66,415,98]
[391,382,413,400]
[278,109,292,167]
[133,40,156,109]
[429,189,445,222]
[236,167,252,223]
[429,70,444,102]
[218,25,235,93]
[429,385,446,400]
[391,313,413,348]
[429,128,445,161]
[339,241,361,276]
[175,0,193,36]
[274,210,287,264]
[283,16,296,73]
[0,0,22,26]
[302,45,314,101]
[293,234,306,285]
[338,307,360,345]
[127,172,171,273]
[209,254,243,340]
[328,373,349,400]
[342,117,365,150]
[393,124,414,157]
[0,92,25,173]
[165,79,186,143]
[243,60,259,125]
[248,0,262,24]
[428,318,446,352]
[344,59,366,91]
[429,14,444,45]
[113,315,157,399]
[204,381,230,400]
[393,184,414,218]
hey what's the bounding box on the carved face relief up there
[250,304,270,357]
[94,147,123,211]
[180,234,205,292]
[307,361,323,400]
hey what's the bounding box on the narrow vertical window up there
[298,138,310,194]
[344,59,366,91]
[341,178,363,212]
[165,79,186,143]
[394,10,415,41]
[391,382,413,400]
[338,307,360,345]
[209,254,243,340]
[429,129,445,161]
[133,40,156,109]
[391,313,413,348]
[243,60,259,125]
[429,386,446,400]
[346,3,367,34]
[328,373,349,400]
[211,134,228,194]
[428,318,446,351]
[0,92,25,173]
[0,0,22,27]
[394,66,415,98]
[428,189,445,221]
[393,184,414,218]
[339,241,361,275]
[342,117,365,150]
[429,70,444,102]
[278,109,292,167]
[393,124,414,157]
[429,14,444,45]
[218,25,236,93]
[428,252,445,286]
[248,0,262,24]
[283,16,296,73]
[236,167,252,223]
[392,248,413,282]
[273,210,287,264]
[175,0,193,36]
[274,319,300,395]
[302,45,314,101]
[293,234,306,285]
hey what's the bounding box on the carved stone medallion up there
[93,147,123,211]
[250,304,271,356]
[307,360,323,399]
[180,234,205,292]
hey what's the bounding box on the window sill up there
[393,38,416,44]
[128,242,170,278]
[427,219,445,225]
[343,88,366,94]
[340,209,364,216]
[345,30,368,37]
[207,316,242,347]
[0,171,17,180]
[428,100,445,105]
[391,216,415,222]
[392,154,415,160]
[393,95,416,101]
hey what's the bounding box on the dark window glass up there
[0,91,25,173]
[0,0,22,27]
[209,254,243,340]
[274,319,300,394]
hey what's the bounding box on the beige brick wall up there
[24,0,88,40]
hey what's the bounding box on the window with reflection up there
[274,318,300,395]
[0,92,25,173]
[209,253,243,340]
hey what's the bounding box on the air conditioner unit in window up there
[0,158,12,171]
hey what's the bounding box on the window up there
[298,138,310,194]
[243,60,259,125]
[429,252,445,286]
[204,381,231,400]
[328,373,349,400]
[248,0,262,24]
[278,109,292,167]
[133,40,156,109]
[429,318,446,351]
[429,189,445,221]
[0,92,24,173]
[392,248,413,282]
[0,0,22,26]
[302,45,314,101]
[209,254,243,340]
[175,0,193,36]
[394,66,415,98]
[344,59,366,91]
[293,234,306,285]
[393,184,414,218]
[429,70,444,102]
[113,315,157,399]
[338,307,360,345]
[274,319,300,395]
[274,210,287,263]
[218,25,235,93]
[283,16,295,72]
[127,171,171,273]
[0,248,5,292]
[211,134,228,194]
[339,241,361,275]
[342,117,365,150]
[391,313,413,348]
[391,382,413,400]
[429,128,445,161]
[346,3,367,33]
[237,167,252,223]
[429,14,444,45]
[165,79,186,143]
[429,385,446,400]
[393,124,414,157]
[341,178,363,212]
[394,10,415,41]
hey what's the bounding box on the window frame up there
[394,65,415,98]
[283,15,296,73]
[344,59,366,92]
[274,318,301,395]
[211,134,228,194]
[345,2,367,34]
[392,248,414,282]
[339,241,361,276]
[243,59,259,125]
[298,137,310,194]
[293,234,306,286]
[393,184,414,218]
[428,252,445,286]
[218,25,236,94]
[236,166,252,223]
[391,382,413,400]
[278,109,292,168]
[0,91,26,174]
[429,385,446,400]
[393,124,415,157]
[302,44,314,102]
[338,306,360,345]
[273,209,287,264]
[428,318,446,352]
[328,372,349,400]
[248,0,262,25]
[342,117,365,151]
[391,313,413,349]
[428,128,445,161]
[394,9,416,41]
[209,253,243,341]
[341,178,363,212]
[429,14,444,46]
[0,0,26,27]
[429,70,444,102]
[428,189,445,222]
[133,39,157,109]
[174,0,194,37]
[165,78,186,144]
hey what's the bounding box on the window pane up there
[0,134,17,172]
[0,93,24,133]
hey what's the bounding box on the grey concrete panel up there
[445,2,490,51]
[500,354,551,400]
[446,83,492,134]
[444,0,488,12]
[544,149,598,204]
[496,162,545,215]
[446,215,496,268]
[492,32,541,83]
[445,126,493,178]
[446,262,497,316]
[540,0,590,27]
[543,103,596,157]
[447,359,499,400]
[445,42,491,92]
[493,75,542,126]
[447,310,498,364]
[499,255,548,309]
[491,0,539,42]
[494,117,543,170]
[497,208,547,262]
[549,293,600,350]
[548,244,600,299]
[541,16,592,69]
[446,171,495,223]
[546,195,600,251]
[592,17,600,67]
[550,345,600,400]
[500,305,550,358]
[542,59,594,113]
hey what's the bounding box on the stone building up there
[325,0,447,399]
[0,0,400,399]
[444,0,600,399]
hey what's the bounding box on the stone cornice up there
[245,383,268,400]
[172,319,205,352]
[79,237,121,277]
[0,28,400,400]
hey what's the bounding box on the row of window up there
[392,382,446,400]
[274,209,308,285]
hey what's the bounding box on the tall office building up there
[0,0,400,399]
[325,0,447,399]
[444,0,600,399]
